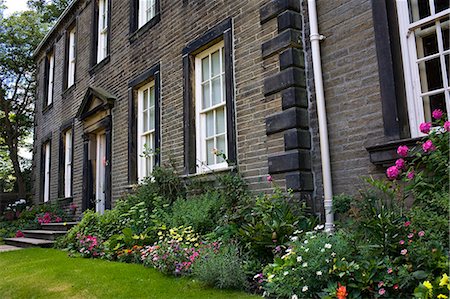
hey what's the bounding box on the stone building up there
[32,0,449,225]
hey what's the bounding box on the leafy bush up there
[169,192,223,234]
[192,244,247,290]
[233,187,314,262]
[262,228,357,298]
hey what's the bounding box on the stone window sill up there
[366,137,422,166]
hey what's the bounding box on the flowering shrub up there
[116,245,143,263]
[76,234,103,258]
[262,227,358,298]
[414,273,450,299]
[37,212,62,224]
[141,226,211,275]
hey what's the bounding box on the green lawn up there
[0,248,259,299]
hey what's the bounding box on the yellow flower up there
[157,231,162,236]
[423,281,433,290]
[440,274,449,287]
[437,294,448,299]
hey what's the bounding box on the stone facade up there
[33,0,414,217]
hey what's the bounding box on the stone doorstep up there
[0,245,23,253]
[40,222,79,231]
[22,230,68,241]
[4,237,54,248]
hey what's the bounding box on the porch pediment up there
[77,86,117,121]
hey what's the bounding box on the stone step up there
[4,237,54,248]
[0,245,23,253]
[40,222,78,231]
[22,230,67,241]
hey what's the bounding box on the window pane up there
[215,107,225,134]
[442,18,449,50]
[445,54,449,85]
[206,110,214,137]
[143,110,149,132]
[211,50,220,76]
[422,93,447,122]
[143,89,149,110]
[216,135,226,163]
[202,57,209,81]
[418,57,443,92]
[149,86,155,107]
[408,0,431,23]
[222,48,225,71]
[435,0,449,13]
[415,25,438,59]
[206,139,214,165]
[149,107,155,130]
[211,77,221,105]
[202,82,210,109]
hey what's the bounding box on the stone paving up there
[0,245,23,253]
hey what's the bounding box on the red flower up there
[15,230,24,238]
[336,283,348,299]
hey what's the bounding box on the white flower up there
[324,243,332,249]
[283,271,289,276]
[286,248,292,253]
[290,236,298,242]
[302,262,308,268]
[316,271,322,276]
[263,291,268,297]
[292,295,298,299]
[314,224,324,230]
[304,240,308,244]
[305,248,309,252]
[302,286,309,292]
[325,259,330,263]
[297,256,302,262]
[320,248,325,253]
[331,252,336,257]
[293,230,303,235]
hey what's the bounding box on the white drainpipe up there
[307,0,334,232]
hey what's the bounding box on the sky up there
[4,0,29,16]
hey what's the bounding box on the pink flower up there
[395,158,406,170]
[419,122,432,134]
[432,109,443,120]
[387,268,393,274]
[267,175,273,182]
[422,140,436,153]
[378,281,384,288]
[379,288,386,295]
[399,240,405,245]
[408,233,414,239]
[400,249,407,255]
[404,221,411,227]
[407,171,415,180]
[444,121,450,132]
[397,145,409,157]
[418,231,425,237]
[393,284,399,290]
[15,230,24,238]
[386,166,399,180]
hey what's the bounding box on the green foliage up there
[192,244,247,290]
[263,229,357,298]
[169,192,223,234]
[234,187,314,262]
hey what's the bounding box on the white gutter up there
[307,0,334,232]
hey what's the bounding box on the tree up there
[0,1,69,197]
[27,0,72,23]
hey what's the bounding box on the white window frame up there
[64,130,73,198]
[396,1,450,137]
[138,0,156,29]
[67,27,76,88]
[137,81,156,181]
[97,0,108,63]
[43,142,51,202]
[195,41,228,173]
[47,52,54,106]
